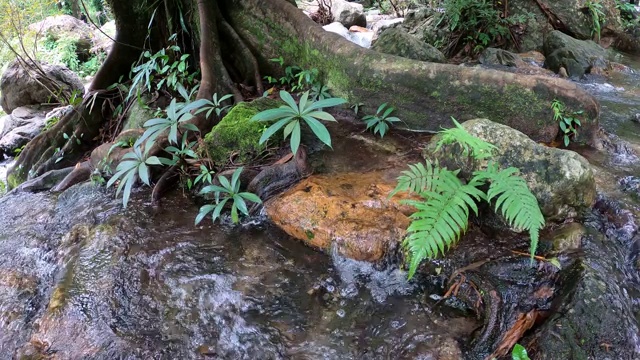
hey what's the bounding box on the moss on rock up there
[201,97,282,166]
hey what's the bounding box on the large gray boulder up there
[0,60,84,114]
[425,119,596,220]
[0,106,48,158]
[331,0,366,28]
[29,15,94,57]
[91,20,116,55]
[543,30,610,79]
[372,28,446,63]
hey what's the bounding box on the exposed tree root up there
[52,161,93,192]
[151,164,180,205]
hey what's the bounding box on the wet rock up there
[479,48,524,67]
[620,176,640,197]
[265,171,416,261]
[331,0,366,28]
[392,8,444,46]
[0,106,48,158]
[543,30,610,79]
[534,231,640,360]
[0,59,84,114]
[425,119,596,221]
[518,51,546,67]
[370,17,404,35]
[372,28,446,63]
[29,15,94,58]
[550,222,586,252]
[323,22,372,48]
[631,113,640,123]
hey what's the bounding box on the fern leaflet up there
[472,165,545,262]
[391,161,437,196]
[436,117,497,160]
[401,169,485,278]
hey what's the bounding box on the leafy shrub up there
[392,119,545,278]
[106,146,163,207]
[196,167,262,224]
[128,41,197,101]
[437,0,530,54]
[252,90,347,155]
[586,0,606,41]
[78,53,105,77]
[551,99,582,146]
[362,103,401,138]
[137,97,207,146]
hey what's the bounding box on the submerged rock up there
[544,30,610,79]
[265,171,415,262]
[425,119,596,220]
[372,28,446,63]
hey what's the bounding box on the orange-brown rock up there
[265,171,416,262]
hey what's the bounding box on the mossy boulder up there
[201,97,282,166]
[123,96,156,131]
[425,119,596,221]
[372,28,446,63]
[544,30,610,79]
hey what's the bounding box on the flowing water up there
[0,56,640,359]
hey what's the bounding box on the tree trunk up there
[8,0,601,187]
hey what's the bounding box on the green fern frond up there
[473,165,545,262]
[436,118,497,160]
[401,169,485,278]
[391,161,437,196]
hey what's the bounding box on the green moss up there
[201,98,282,166]
[6,171,25,190]
[305,229,315,240]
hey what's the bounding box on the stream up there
[1,60,640,359]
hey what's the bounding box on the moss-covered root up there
[227,0,601,146]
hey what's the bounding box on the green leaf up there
[231,202,239,223]
[259,118,291,144]
[231,167,243,192]
[306,97,347,111]
[195,204,216,225]
[290,121,302,155]
[511,344,531,360]
[239,192,262,204]
[252,108,292,122]
[234,195,249,216]
[548,257,561,270]
[303,117,332,147]
[218,174,232,192]
[279,90,299,111]
[305,111,337,122]
[138,163,150,185]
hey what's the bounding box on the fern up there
[401,166,485,278]
[472,165,545,263]
[436,118,497,160]
[391,161,447,196]
[393,118,546,278]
